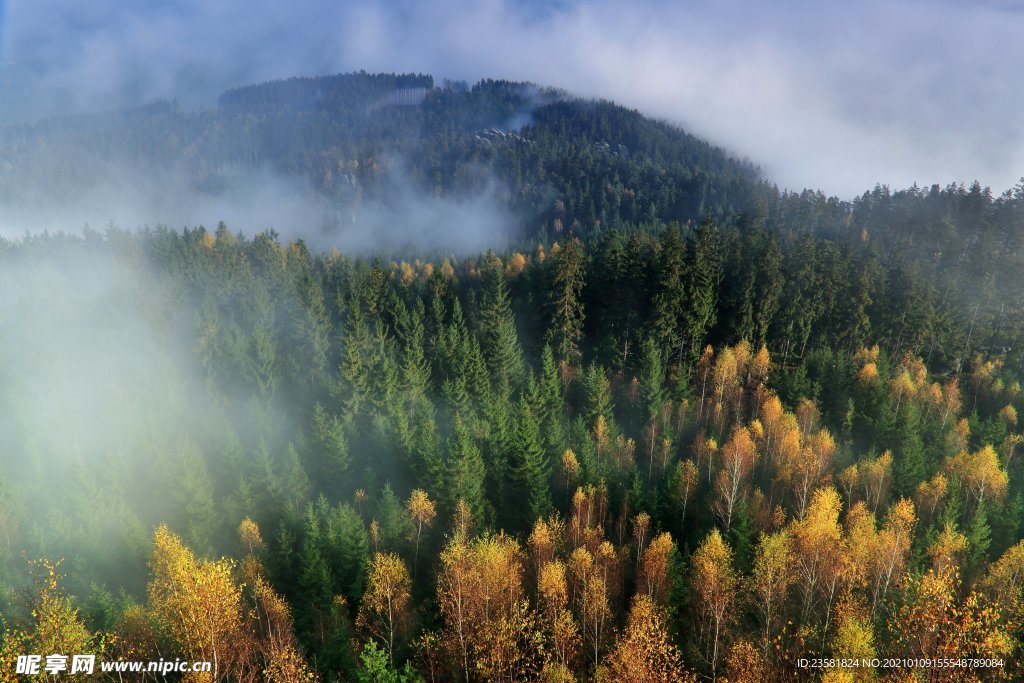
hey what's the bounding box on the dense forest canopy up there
[0,72,1023,681]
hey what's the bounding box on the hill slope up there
[0,72,759,242]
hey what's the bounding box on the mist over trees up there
[1,73,1023,681]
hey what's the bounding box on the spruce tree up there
[966,502,991,572]
[684,213,723,360]
[338,297,375,419]
[754,236,784,347]
[480,390,515,526]
[639,338,667,421]
[311,402,349,488]
[638,338,667,482]
[297,510,333,640]
[175,444,216,554]
[376,483,408,553]
[546,238,587,366]
[650,228,686,361]
[478,251,524,396]
[280,442,313,515]
[323,502,369,605]
[582,363,615,429]
[894,403,926,497]
[446,417,489,525]
[515,397,553,528]
[398,299,432,401]
[539,344,567,457]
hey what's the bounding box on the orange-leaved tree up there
[357,552,412,666]
[691,528,737,679]
[147,524,255,682]
[0,559,108,683]
[603,595,691,683]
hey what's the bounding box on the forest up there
[0,73,1023,682]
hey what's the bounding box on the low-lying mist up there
[0,158,518,255]
[0,239,215,593]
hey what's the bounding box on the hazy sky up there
[1,0,1021,197]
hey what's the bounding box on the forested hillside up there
[3,73,1020,356]
[0,74,755,239]
[1,73,1023,681]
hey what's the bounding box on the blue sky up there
[1,0,1021,197]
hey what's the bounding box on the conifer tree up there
[174,444,217,554]
[338,297,376,419]
[323,502,370,605]
[650,228,686,362]
[446,417,489,525]
[582,363,614,430]
[297,515,333,642]
[311,402,349,487]
[546,239,587,366]
[539,344,567,456]
[478,252,525,396]
[515,397,553,527]
[376,484,408,552]
[638,337,667,482]
[290,266,333,394]
[684,214,723,360]
[280,442,313,516]
[894,403,926,497]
